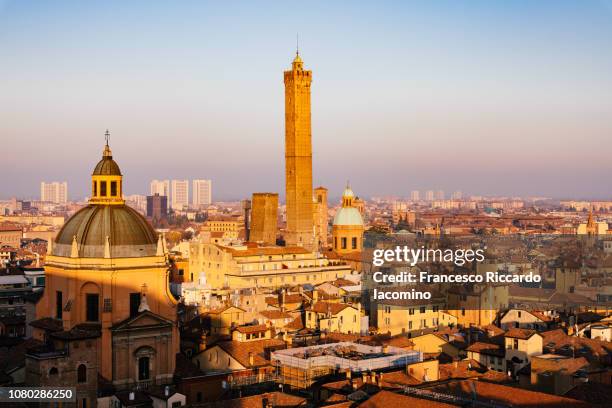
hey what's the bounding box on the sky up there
[1,0,611,201]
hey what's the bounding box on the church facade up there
[28,135,179,405]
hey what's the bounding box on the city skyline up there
[2,1,612,200]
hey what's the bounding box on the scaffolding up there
[271,342,422,389]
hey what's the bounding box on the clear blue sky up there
[1,0,611,201]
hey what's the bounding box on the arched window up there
[49,367,58,376]
[77,364,87,383]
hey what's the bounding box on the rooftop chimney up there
[129,392,135,401]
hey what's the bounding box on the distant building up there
[0,225,22,247]
[171,180,189,210]
[451,191,463,200]
[202,216,242,240]
[150,179,170,197]
[332,184,364,255]
[124,194,147,214]
[425,190,434,201]
[435,190,445,200]
[9,198,31,212]
[250,193,278,245]
[0,267,32,317]
[313,187,329,248]
[147,193,168,220]
[40,181,68,204]
[192,179,212,208]
[410,190,420,201]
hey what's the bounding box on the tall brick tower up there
[284,52,314,249]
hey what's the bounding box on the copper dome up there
[53,205,157,258]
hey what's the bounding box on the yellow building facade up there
[189,241,352,290]
[34,138,179,389]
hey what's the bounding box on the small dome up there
[53,205,157,258]
[333,207,364,227]
[342,186,355,199]
[92,145,122,176]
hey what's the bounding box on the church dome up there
[333,207,364,226]
[53,204,157,258]
[92,144,122,176]
[333,183,363,227]
[342,186,355,199]
[51,132,158,258]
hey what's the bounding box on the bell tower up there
[284,51,314,249]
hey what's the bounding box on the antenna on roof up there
[296,33,299,55]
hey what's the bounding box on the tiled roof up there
[438,359,487,381]
[218,245,310,257]
[195,392,305,408]
[216,339,285,368]
[358,390,457,408]
[505,328,539,340]
[234,324,268,334]
[529,310,553,322]
[29,317,63,332]
[541,329,612,361]
[466,342,504,357]
[284,317,304,331]
[308,302,354,315]
[429,379,592,408]
[259,310,293,320]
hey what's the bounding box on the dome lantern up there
[90,130,124,205]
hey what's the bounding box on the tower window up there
[341,237,347,249]
[77,364,87,383]
[110,181,117,196]
[56,291,63,320]
[92,181,97,197]
[352,237,357,249]
[85,294,99,322]
[100,181,107,196]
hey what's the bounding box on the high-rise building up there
[171,180,189,210]
[40,181,68,204]
[435,190,445,200]
[410,190,420,201]
[192,179,212,208]
[150,179,170,197]
[284,52,314,250]
[147,193,168,220]
[125,194,147,214]
[451,191,463,200]
[313,187,329,248]
[425,190,434,201]
[250,193,278,245]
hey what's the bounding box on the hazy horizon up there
[1,1,612,201]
